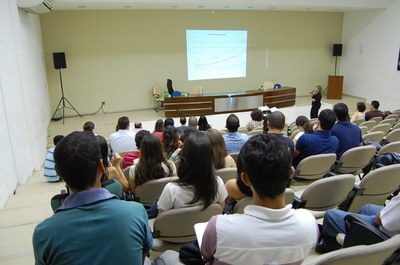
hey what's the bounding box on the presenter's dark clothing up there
[310,93,322,119]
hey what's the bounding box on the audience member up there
[293,115,313,145]
[44,135,64,182]
[206,129,236,169]
[310,85,322,119]
[293,109,339,167]
[128,134,176,194]
[132,122,142,133]
[157,132,228,213]
[223,114,249,153]
[265,111,294,154]
[198,115,211,131]
[162,126,181,159]
[188,116,198,129]
[33,131,152,264]
[201,134,318,264]
[109,116,136,153]
[350,102,366,123]
[331,103,362,158]
[365,100,386,121]
[121,130,150,169]
[246,108,263,132]
[164,117,175,128]
[176,117,187,134]
[153,119,164,141]
[82,121,95,133]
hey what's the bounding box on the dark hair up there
[177,132,217,209]
[54,131,101,191]
[333,103,349,121]
[162,126,179,158]
[83,121,95,132]
[95,135,110,182]
[116,116,130,131]
[154,119,164,132]
[267,111,285,130]
[134,122,142,129]
[180,127,197,142]
[250,109,263,122]
[237,134,291,198]
[356,102,366,112]
[53,135,64,145]
[134,134,173,185]
[180,117,187,125]
[164,118,175,128]
[318,109,337,130]
[135,130,150,149]
[226,114,240,132]
[295,116,313,133]
[371,100,380,110]
[198,115,210,131]
[206,129,228,169]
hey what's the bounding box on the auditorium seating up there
[135,176,178,207]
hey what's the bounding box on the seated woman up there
[198,115,211,131]
[128,134,176,194]
[206,128,236,169]
[162,126,182,159]
[350,102,367,123]
[153,119,164,141]
[293,115,313,145]
[157,132,228,214]
[246,108,263,132]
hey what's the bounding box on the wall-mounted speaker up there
[333,44,343,57]
[52,52,67,69]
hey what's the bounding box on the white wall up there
[342,0,400,111]
[0,0,50,208]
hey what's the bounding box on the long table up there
[164,87,296,117]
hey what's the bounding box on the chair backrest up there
[135,176,179,207]
[229,152,239,163]
[359,126,369,136]
[153,204,222,243]
[334,145,377,174]
[247,129,263,136]
[167,79,174,96]
[262,81,274,90]
[237,127,247,133]
[347,164,400,212]
[370,116,383,123]
[301,234,400,265]
[362,131,385,143]
[384,129,400,144]
[290,129,300,139]
[193,85,203,95]
[299,174,355,211]
[379,117,397,127]
[153,84,163,100]
[215,167,237,183]
[233,188,295,213]
[353,118,365,126]
[295,153,337,180]
[359,120,377,130]
[368,123,392,135]
[391,122,400,131]
[378,141,400,155]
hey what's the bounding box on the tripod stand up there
[51,69,82,124]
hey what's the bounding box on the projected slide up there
[186,30,247,81]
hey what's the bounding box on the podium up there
[327,75,343,99]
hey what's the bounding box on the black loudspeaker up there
[52,52,67,69]
[333,44,343,57]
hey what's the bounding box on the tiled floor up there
[0,94,364,264]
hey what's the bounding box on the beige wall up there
[40,10,343,114]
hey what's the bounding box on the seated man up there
[265,111,294,154]
[292,109,339,167]
[318,193,400,253]
[223,114,249,153]
[109,116,136,153]
[365,100,385,121]
[176,117,188,134]
[331,103,362,158]
[33,131,153,265]
[201,134,318,264]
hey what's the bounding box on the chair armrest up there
[338,185,363,211]
[292,196,306,209]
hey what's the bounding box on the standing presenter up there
[310,85,322,119]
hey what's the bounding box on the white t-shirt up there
[380,194,400,236]
[109,129,136,153]
[157,176,228,210]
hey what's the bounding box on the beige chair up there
[293,174,355,218]
[153,84,164,112]
[332,145,377,175]
[378,141,400,155]
[359,120,376,130]
[151,204,223,252]
[362,131,384,143]
[237,127,247,133]
[352,118,365,126]
[359,126,369,136]
[343,164,400,212]
[379,117,397,127]
[391,122,400,131]
[368,123,391,135]
[215,167,237,183]
[247,129,263,136]
[302,234,400,265]
[262,81,274,91]
[192,85,203,95]
[293,153,336,181]
[383,129,400,144]
[135,176,178,207]
[290,129,300,139]
[369,116,383,123]
[233,188,295,213]
[229,152,239,163]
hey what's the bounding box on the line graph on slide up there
[187,30,247,80]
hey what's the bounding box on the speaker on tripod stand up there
[51,52,82,124]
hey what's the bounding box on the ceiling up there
[50,0,395,12]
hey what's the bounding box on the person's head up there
[237,134,292,199]
[250,109,263,122]
[318,109,337,130]
[226,114,240,132]
[333,103,349,121]
[164,118,174,128]
[95,135,110,182]
[295,116,312,133]
[134,122,142,129]
[206,129,228,169]
[188,116,198,127]
[135,129,150,149]
[162,125,179,156]
[83,121,95,132]
[53,135,64,145]
[371,100,380,110]
[267,111,285,131]
[180,117,187,126]
[198,115,210,131]
[356,102,366,113]
[180,127,197,142]
[316,85,322,93]
[177,131,217,209]
[116,116,130,131]
[54,131,102,192]
[154,119,164,132]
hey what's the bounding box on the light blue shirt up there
[44,146,60,182]
[223,132,249,153]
